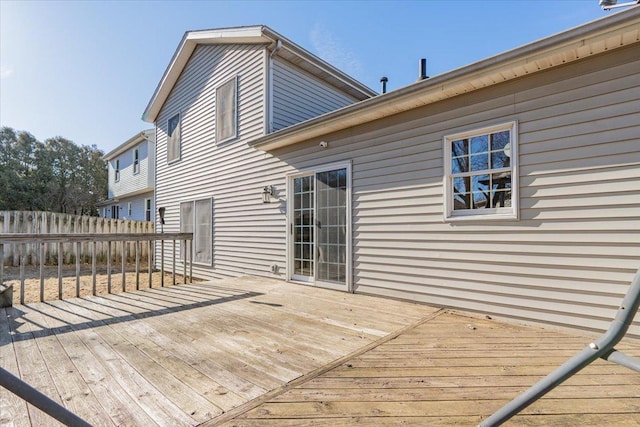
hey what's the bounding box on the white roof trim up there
[104,129,155,160]
[251,8,640,151]
[142,25,376,123]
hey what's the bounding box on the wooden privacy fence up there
[0,211,154,266]
[0,233,193,304]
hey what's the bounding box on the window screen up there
[180,198,212,265]
[167,113,181,163]
[216,77,237,143]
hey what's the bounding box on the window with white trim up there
[114,160,120,182]
[127,202,132,217]
[180,198,212,265]
[444,121,518,220]
[167,113,181,163]
[133,148,140,174]
[145,198,152,221]
[215,76,237,143]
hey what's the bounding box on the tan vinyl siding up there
[271,44,640,338]
[272,57,359,131]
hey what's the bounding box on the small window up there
[216,77,237,143]
[180,198,212,265]
[444,121,518,220]
[167,113,181,163]
[145,199,152,221]
[127,202,132,217]
[114,160,120,182]
[133,148,140,174]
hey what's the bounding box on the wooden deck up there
[1,277,639,426]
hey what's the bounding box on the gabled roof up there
[142,25,376,123]
[104,129,155,160]
[251,8,640,151]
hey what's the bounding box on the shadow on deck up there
[1,277,639,426]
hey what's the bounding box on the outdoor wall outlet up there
[271,264,279,274]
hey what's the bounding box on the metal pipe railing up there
[480,266,640,426]
[0,366,92,426]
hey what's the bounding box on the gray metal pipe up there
[480,266,640,426]
[0,366,92,426]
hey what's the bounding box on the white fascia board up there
[104,128,155,160]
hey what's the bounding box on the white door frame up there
[286,160,352,292]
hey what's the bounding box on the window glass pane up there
[452,139,468,156]
[194,199,212,264]
[470,153,489,172]
[167,114,180,162]
[216,78,237,142]
[470,135,488,154]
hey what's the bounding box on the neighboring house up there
[98,129,156,221]
[144,11,640,338]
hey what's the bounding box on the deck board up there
[221,309,640,426]
[2,277,639,426]
[0,277,436,425]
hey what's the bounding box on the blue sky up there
[0,0,611,153]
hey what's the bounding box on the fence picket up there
[0,211,154,266]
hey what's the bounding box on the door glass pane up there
[316,168,347,284]
[293,176,314,277]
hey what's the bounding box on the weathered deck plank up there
[1,277,438,425]
[3,278,639,426]
[223,310,640,426]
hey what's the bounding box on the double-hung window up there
[114,160,120,182]
[444,121,518,220]
[133,148,140,174]
[180,198,213,265]
[167,113,181,163]
[215,76,237,143]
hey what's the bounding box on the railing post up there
[172,239,176,286]
[147,239,152,288]
[57,242,62,300]
[0,243,4,287]
[189,238,193,284]
[121,240,126,292]
[160,239,164,287]
[135,240,140,290]
[183,239,187,285]
[39,241,44,302]
[91,241,97,296]
[19,245,25,305]
[107,241,112,294]
[75,241,81,298]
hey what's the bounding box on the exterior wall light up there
[262,185,275,203]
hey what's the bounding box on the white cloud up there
[0,65,14,79]
[310,23,363,79]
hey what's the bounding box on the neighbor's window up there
[133,148,140,174]
[180,198,212,265]
[127,202,132,217]
[216,76,237,143]
[145,198,152,221]
[167,113,181,163]
[114,160,120,182]
[444,121,518,220]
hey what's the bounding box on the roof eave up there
[142,25,376,124]
[104,129,155,160]
[251,8,640,151]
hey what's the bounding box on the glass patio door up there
[290,166,349,290]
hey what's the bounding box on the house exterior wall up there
[107,139,154,199]
[266,44,640,337]
[155,43,271,274]
[271,57,360,131]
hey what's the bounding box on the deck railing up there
[0,233,193,305]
